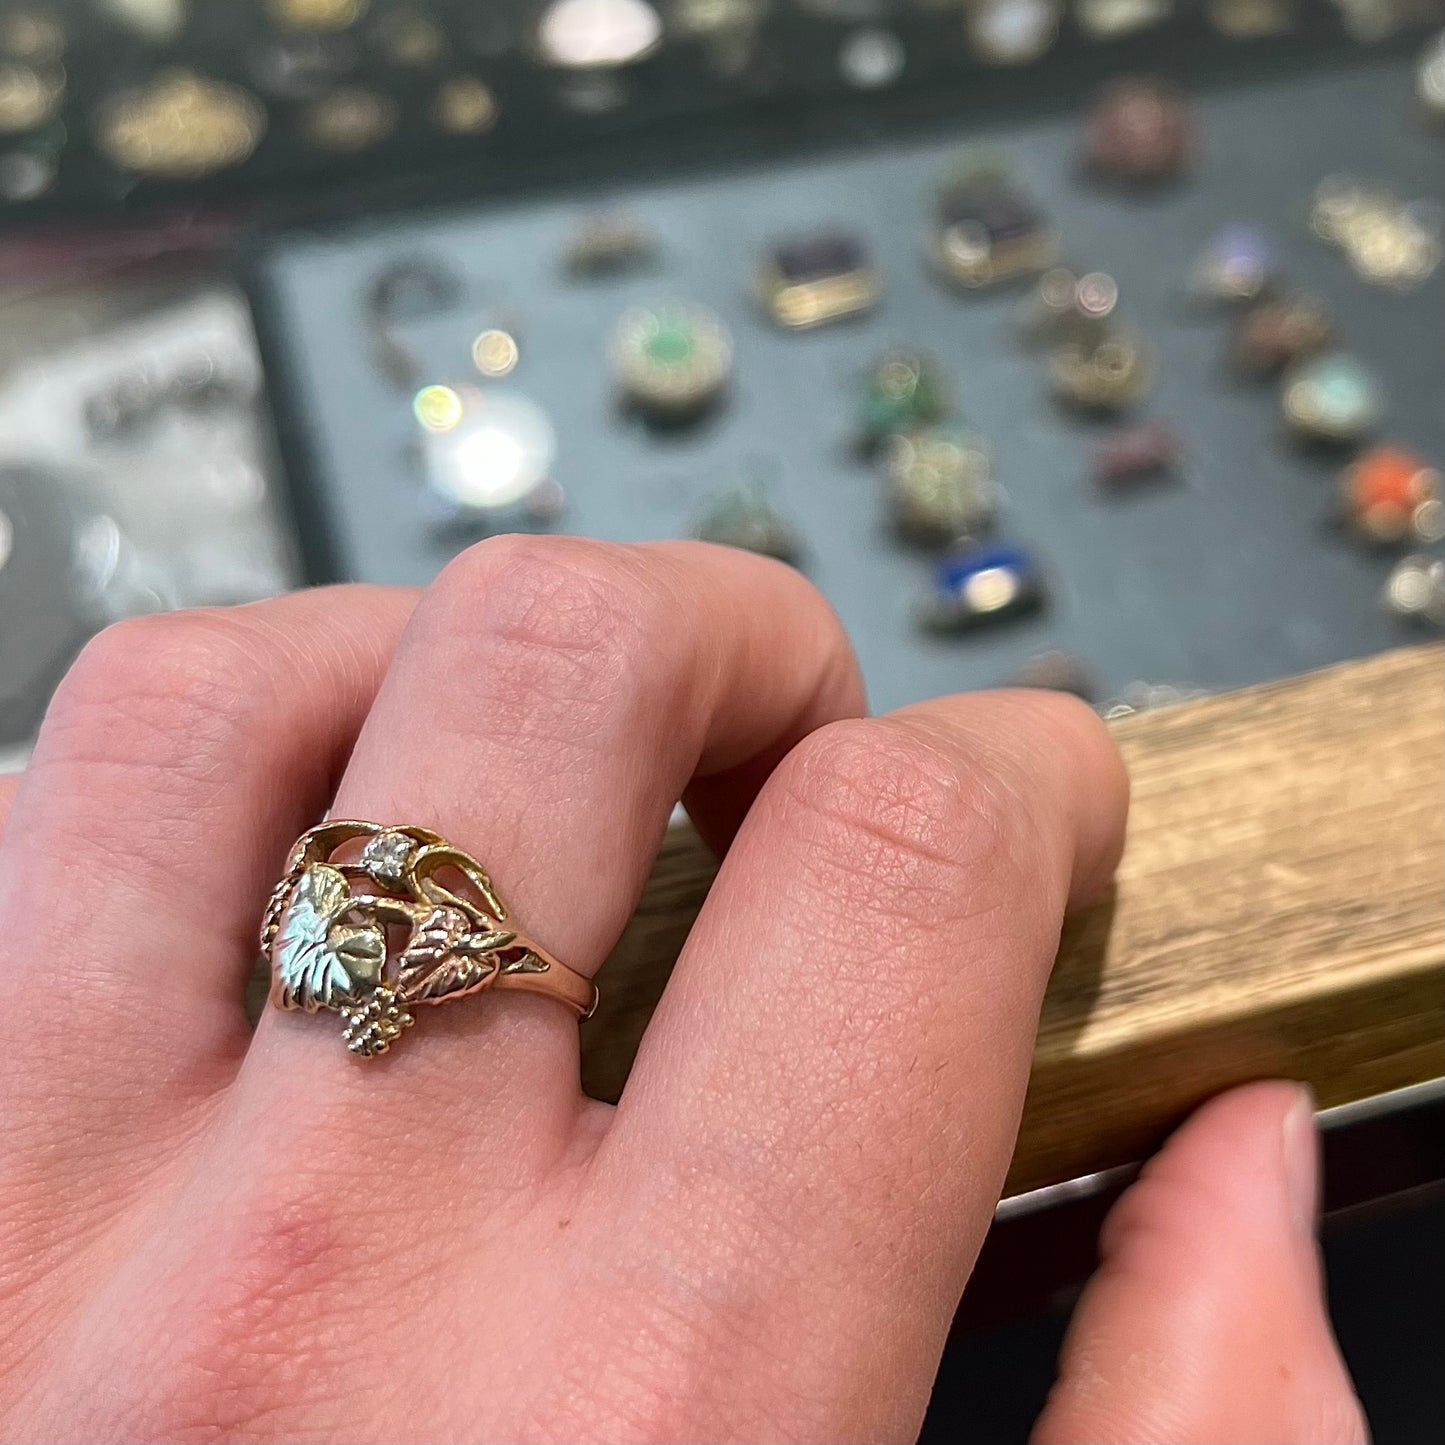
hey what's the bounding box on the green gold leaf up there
[273,864,383,1012]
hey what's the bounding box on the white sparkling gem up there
[361,831,414,882]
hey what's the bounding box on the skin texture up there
[0,537,1366,1444]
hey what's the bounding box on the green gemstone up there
[644,324,695,365]
[858,354,950,443]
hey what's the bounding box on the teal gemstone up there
[1285,354,1383,441]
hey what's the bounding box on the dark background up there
[250,47,1444,710]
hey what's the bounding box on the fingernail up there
[1282,1084,1320,1237]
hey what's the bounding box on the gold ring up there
[260,822,596,1057]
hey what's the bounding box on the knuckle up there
[421,535,671,724]
[44,611,271,775]
[773,717,1019,912]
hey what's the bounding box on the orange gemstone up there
[1345,447,1440,542]
[1351,447,1433,510]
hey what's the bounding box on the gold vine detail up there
[263,822,527,1057]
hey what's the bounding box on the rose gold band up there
[491,938,598,1019]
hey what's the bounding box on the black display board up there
[248,47,1444,713]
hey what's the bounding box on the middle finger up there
[238,535,864,1181]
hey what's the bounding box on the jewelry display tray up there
[246,44,1443,714]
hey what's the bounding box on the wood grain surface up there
[581,643,1445,1197]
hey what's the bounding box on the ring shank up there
[495,939,599,1021]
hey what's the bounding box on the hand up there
[0,537,1364,1443]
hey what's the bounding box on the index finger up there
[592,692,1128,1442]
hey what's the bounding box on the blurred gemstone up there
[764,230,878,327]
[922,542,1044,631]
[773,232,869,286]
[857,350,951,449]
[1231,293,1334,378]
[933,167,1055,287]
[838,27,905,88]
[1093,422,1182,487]
[1384,554,1445,625]
[564,210,656,276]
[966,0,1060,64]
[612,304,732,416]
[694,482,803,563]
[885,427,994,544]
[1192,224,1274,303]
[644,322,695,364]
[1283,354,1383,443]
[1419,30,1445,121]
[1083,76,1193,184]
[537,0,662,68]
[1050,331,1151,412]
[422,389,558,524]
[1342,446,1442,542]
[938,175,1043,246]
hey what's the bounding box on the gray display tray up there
[250,50,1443,713]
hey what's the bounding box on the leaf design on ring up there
[396,905,516,1004]
[273,864,387,1012]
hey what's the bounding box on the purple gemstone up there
[771,231,870,285]
[1197,224,1275,300]
[937,179,1045,246]
[1215,224,1272,271]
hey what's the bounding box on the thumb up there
[1033,1081,1368,1445]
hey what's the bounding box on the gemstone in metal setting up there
[884,427,995,545]
[857,349,952,451]
[1019,267,1119,347]
[931,165,1056,289]
[693,481,803,563]
[1191,224,1275,304]
[1310,175,1441,292]
[1230,293,1334,378]
[563,210,657,277]
[359,830,416,888]
[1340,446,1443,544]
[1093,422,1182,488]
[759,231,879,329]
[1384,553,1445,627]
[1282,353,1383,444]
[612,303,732,418]
[919,541,1044,632]
[1050,330,1152,412]
[1083,76,1193,185]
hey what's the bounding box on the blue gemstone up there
[937,542,1038,595]
[922,542,1046,631]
